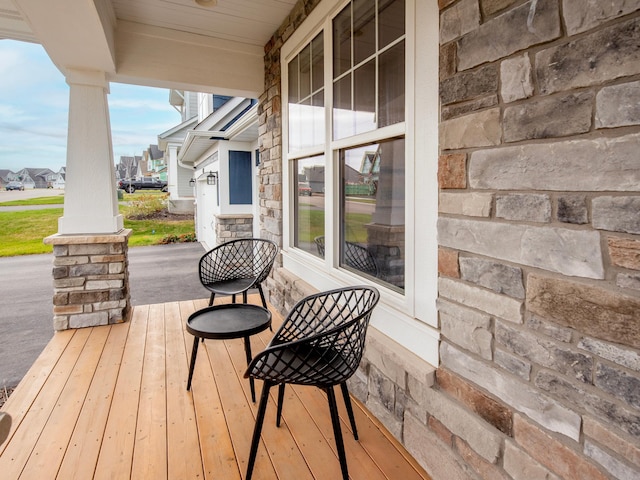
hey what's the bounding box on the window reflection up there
[294,156,325,257]
[339,138,405,291]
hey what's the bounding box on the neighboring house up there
[15,168,54,188]
[144,144,166,181]
[158,90,199,214]
[2,3,639,480]
[115,155,140,180]
[169,94,259,248]
[49,167,66,189]
[0,169,18,188]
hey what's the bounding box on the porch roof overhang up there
[178,101,259,166]
[1,0,296,97]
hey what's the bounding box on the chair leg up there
[186,336,199,391]
[232,294,236,304]
[243,336,256,402]
[208,292,215,306]
[257,284,267,308]
[340,382,359,440]
[326,386,350,480]
[246,381,273,480]
[276,384,286,427]
[243,290,248,304]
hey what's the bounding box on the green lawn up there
[0,196,64,206]
[0,197,195,256]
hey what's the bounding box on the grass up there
[0,196,64,206]
[0,193,195,256]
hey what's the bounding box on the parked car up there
[117,177,168,193]
[5,181,24,191]
[298,182,312,196]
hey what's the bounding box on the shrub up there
[159,232,197,244]
[123,193,168,219]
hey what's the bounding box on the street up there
[0,242,207,387]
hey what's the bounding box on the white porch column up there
[58,69,123,234]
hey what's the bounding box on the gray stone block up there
[441,94,499,121]
[584,440,640,480]
[458,0,561,70]
[438,299,493,360]
[526,315,573,343]
[495,348,532,380]
[536,17,640,95]
[593,196,640,234]
[441,342,582,440]
[617,273,640,291]
[503,91,593,142]
[557,195,588,224]
[439,108,501,150]
[596,80,640,128]
[438,217,605,279]
[500,53,534,103]
[595,363,640,410]
[563,0,640,35]
[469,133,640,191]
[495,193,551,223]
[440,0,480,44]
[439,277,523,323]
[578,337,640,372]
[439,192,493,217]
[535,370,640,438]
[459,257,525,299]
[495,320,593,383]
[440,63,498,106]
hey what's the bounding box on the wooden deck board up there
[0,296,431,480]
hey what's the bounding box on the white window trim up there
[281,0,440,365]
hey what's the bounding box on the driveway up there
[0,242,208,387]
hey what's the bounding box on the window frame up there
[280,0,440,365]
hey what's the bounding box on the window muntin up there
[340,137,405,291]
[294,156,325,258]
[332,0,406,140]
[288,32,325,152]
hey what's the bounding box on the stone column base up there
[215,214,254,244]
[44,230,132,331]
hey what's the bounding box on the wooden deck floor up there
[0,296,431,480]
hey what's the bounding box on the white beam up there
[111,21,263,97]
[13,0,116,74]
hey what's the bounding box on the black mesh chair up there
[199,238,278,308]
[244,286,380,480]
[314,236,379,277]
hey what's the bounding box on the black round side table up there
[186,303,272,402]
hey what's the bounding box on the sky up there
[0,39,182,173]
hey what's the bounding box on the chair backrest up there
[268,286,380,386]
[199,238,278,285]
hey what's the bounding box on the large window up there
[288,0,406,292]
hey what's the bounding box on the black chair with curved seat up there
[244,285,380,480]
[199,238,278,308]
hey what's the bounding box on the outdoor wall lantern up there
[207,171,218,186]
[189,178,195,187]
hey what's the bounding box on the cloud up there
[0,40,181,172]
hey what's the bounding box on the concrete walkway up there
[0,242,207,387]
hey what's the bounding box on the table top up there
[186,303,272,340]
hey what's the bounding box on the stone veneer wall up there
[44,230,131,331]
[433,1,640,479]
[260,1,640,479]
[215,214,254,244]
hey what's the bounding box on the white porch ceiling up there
[0,0,297,96]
